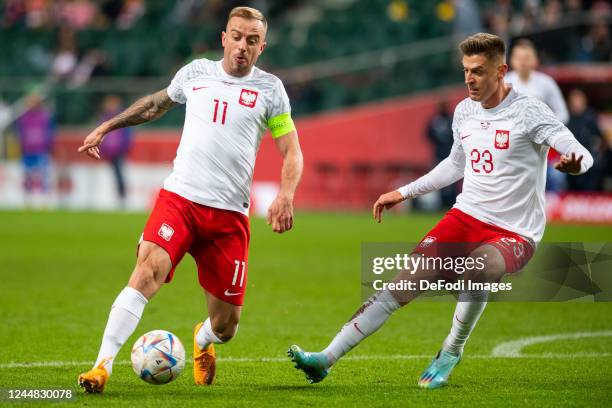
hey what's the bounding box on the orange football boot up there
[193,322,216,385]
[78,358,110,393]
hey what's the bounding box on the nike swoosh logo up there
[353,322,365,335]
[460,134,471,140]
[224,289,242,297]
[192,86,208,91]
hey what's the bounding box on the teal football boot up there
[287,345,330,384]
[418,350,462,389]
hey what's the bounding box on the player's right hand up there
[373,190,405,223]
[267,193,294,234]
[78,127,106,160]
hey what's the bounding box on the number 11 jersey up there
[164,58,294,215]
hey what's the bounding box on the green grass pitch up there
[0,211,611,407]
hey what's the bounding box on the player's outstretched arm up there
[373,150,465,223]
[267,131,303,234]
[78,88,177,160]
[373,190,405,223]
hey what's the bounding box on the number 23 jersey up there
[164,58,294,215]
[452,87,573,243]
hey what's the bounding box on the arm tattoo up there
[103,89,177,132]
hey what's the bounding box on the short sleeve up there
[524,98,572,145]
[267,78,291,119]
[266,78,295,138]
[167,62,195,104]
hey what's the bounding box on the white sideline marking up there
[2,351,612,369]
[491,331,612,357]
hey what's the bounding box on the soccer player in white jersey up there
[506,39,569,123]
[288,33,592,388]
[77,7,303,393]
[506,39,570,191]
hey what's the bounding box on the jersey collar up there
[481,85,517,115]
[216,59,255,82]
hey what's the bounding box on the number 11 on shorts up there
[232,260,246,287]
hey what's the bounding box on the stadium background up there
[0,1,611,407]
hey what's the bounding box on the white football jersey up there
[164,59,292,215]
[451,87,574,243]
[505,71,569,124]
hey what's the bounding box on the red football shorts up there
[413,208,534,279]
[139,189,250,305]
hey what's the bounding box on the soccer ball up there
[131,330,186,385]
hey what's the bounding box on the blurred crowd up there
[2,0,146,30]
[0,0,608,93]
[481,0,612,62]
[1,0,610,206]
[0,0,298,30]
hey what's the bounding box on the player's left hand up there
[554,152,583,174]
[373,190,406,223]
[267,194,294,234]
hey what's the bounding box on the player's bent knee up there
[136,243,172,283]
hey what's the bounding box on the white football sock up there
[442,290,489,356]
[93,286,148,375]
[195,318,225,350]
[322,290,400,366]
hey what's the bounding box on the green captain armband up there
[267,113,296,138]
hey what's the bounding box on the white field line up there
[3,330,611,369]
[491,330,612,357]
[2,352,612,369]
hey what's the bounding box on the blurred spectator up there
[14,91,55,205]
[2,0,54,28]
[24,0,53,28]
[542,0,563,28]
[506,39,569,123]
[2,0,26,27]
[506,39,570,192]
[576,20,612,62]
[565,0,583,15]
[566,89,606,191]
[51,27,78,80]
[591,0,612,14]
[169,0,206,25]
[426,101,457,208]
[116,0,145,29]
[484,0,514,41]
[452,0,484,39]
[506,0,539,36]
[98,95,133,207]
[55,0,98,31]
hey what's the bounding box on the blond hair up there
[228,6,267,30]
[459,33,506,62]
